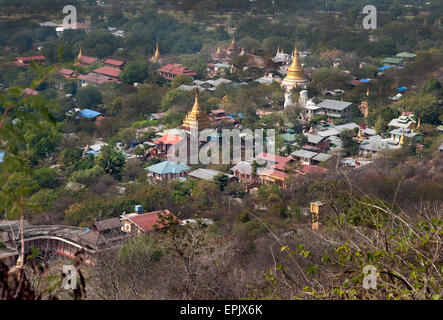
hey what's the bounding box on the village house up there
[188,168,237,183]
[120,208,179,236]
[389,128,422,144]
[315,99,353,118]
[14,55,45,67]
[153,133,185,155]
[77,217,131,251]
[230,161,254,183]
[145,160,190,182]
[78,72,117,87]
[304,133,331,153]
[291,149,319,165]
[255,153,293,188]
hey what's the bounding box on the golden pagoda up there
[150,43,160,63]
[77,47,83,61]
[357,126,363,140]
[282,47,308,90]
[229,37,235,50]
[182,89,211,132]
[399,130,405,146]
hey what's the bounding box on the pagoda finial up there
[417,115,421,128]
[154,43,160,58]
[77,46,82,61]
[399,130,405,145]
[194,88,200,108]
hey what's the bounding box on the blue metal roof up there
[146,161,190,175]
[0,151,4,163]
[359,79,371,83]
[377,66,392,71]
[397,86,409,92]
[79,109,102,118]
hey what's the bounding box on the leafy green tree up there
[213,173,229,191]
[76,86,103,108]
[120,61,149,85]
[171,74,193,88]
[338,130,359,156]
[64,81,78,95]
[97,145,126,178]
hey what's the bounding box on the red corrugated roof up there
[258,168,287,180]
[60,68,74,76]
[80,56,97,65]
[93,66,121,78]
[154,134,184,145]
[23,88,39,96]
[128,210,179,232]
[16,55,45,62]
[256,152,291,165]
[104,59,125,67]
[157,64,196,76]
[78,72,114,84]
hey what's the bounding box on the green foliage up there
[76,86,103,108]
[213,173,229,191]
[338,130,359,157]
[97,145,126,178]
[171,74,193,88]
[70,165,104,183]
[33,168,59,189]
[120,60,149,85]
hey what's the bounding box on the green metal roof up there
[146,161,190,175]
[383,57,403,64]
[396,52,416,58]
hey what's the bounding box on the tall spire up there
[282,45,307,90]
[229,36,235,50]
[150,43,161,63]
[154,43,160,58]
[399,130,405,146]
[77,46,83,61]
[182,88,210,131]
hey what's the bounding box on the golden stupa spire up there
[284,46,306,82]
[192,88,201,111]
[77,46,83,61]
[154,43,160,58]
[182,89,210,131]
[216,47,221,54]
[276,47,280,55]
[417,115,421,128]
[399,130,405,145]
[229,36,235,50]
[358,126,363,139]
